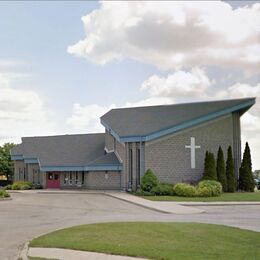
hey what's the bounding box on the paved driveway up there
[0,192,259,260]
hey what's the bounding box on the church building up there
[11,98,255,191]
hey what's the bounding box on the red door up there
[46,172,60,188]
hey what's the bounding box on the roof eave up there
[102,98,256,143]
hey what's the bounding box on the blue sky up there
[0,1,259,168]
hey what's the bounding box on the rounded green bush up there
[174,183,197,197]
[0,189,10,198]
[4,184,12,190]
[12,183,21,190]
[198,180,222,197]
[151,183,175,196]
[141,169,159,192]
[20,184,31,190]
[11,181,33,190]
[197,187,212,197]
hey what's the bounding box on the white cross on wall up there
[185,137,201,169]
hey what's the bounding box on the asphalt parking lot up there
[0,192,259,260]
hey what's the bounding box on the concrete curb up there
[179,202,260,206]
[106,193,204,214]
[18,242,28,260]
[105,193,172,214]
[0,197,12,201]
[28,247,147,260]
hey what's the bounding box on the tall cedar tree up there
[203,151,217,180]
[226,146,236,192]
[216,146,227,192]
[239,142,255,192]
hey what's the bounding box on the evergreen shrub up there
[141,169,159,192]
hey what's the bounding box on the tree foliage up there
[141,169,159,192]
[226,146,236,192]
[0,143,16,180]
[216,146,227,192]
[239,142,255,192]
[203,151,217,181]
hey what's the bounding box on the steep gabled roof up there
[101,97,255,142]
[11,133,122,171]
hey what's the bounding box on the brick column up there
[124,142,129,190]
[232,112,241,181]
[132,142,137,191]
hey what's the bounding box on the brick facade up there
[12,112,242,191]
[60,171,121,190]
[145,115,234,184]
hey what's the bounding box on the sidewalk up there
[106,192,204,214]
[179,201,260,206]
[28,247,147,260]
[10,190,204,214]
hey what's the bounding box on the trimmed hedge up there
[138,169,222,198]
[173,180,222,197]
[151,183,175,196]
[173,183,197,197]
[0,189,10,198]
[11,181,33,190]
[197,180,222,197]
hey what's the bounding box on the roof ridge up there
[21,133,105,139]
[103,97,255,112]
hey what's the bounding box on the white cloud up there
[141,67,213,100]
[0,70,57,144]
[66,103,116,133]
[68,1,260,73]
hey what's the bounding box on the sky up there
[0,1,259,169]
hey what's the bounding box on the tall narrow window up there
[81,171,85,185]
[37,170,40,184]
[75,172,79,185]
[129,148,133,185]
[64,173,68,185]
[19,168,22,180]
[69,171,73,185]
[137,148,140,186]
[24,167,26,181]
[32,169,35,184]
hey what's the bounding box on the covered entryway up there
[46,172,60,188]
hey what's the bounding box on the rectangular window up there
[48,173,53,180]
[37,170,40,185]
[24,167,26,181]
[64,173,68,185]
[18,168,22,180]
[81,171,85,185]
[69,171,73,185]
[75,172,79,185]
[32,169,35,184]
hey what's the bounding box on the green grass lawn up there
[30,222,260,260]
[142,190,260,202]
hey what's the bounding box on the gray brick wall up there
[115,138,125,162]
[14,160,25,181]
[14,161,46,186]
[60,171,121,190]
[145,115,234,184]
[85,171,121,189]
[105,130,115,151]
